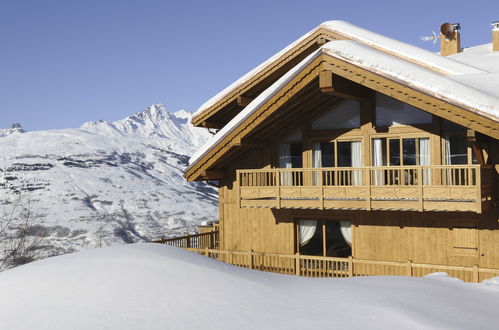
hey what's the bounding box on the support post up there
[295,253,301,276]
[249,250,254,269]
[406,260,413,277]
[204,247,209,257]
[417,167,424,211]
[473,265,479,283]
[348,256,354,277]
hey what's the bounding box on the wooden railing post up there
[295,253,301,276]
[475,166,482,214]
[320,168,324,210]
[204,247,209,257]
[276,169,281,209]
[406,260,412,277]
[249,250,254,269]
[417,167,423,211]
[348,256,354,277]
[473,265,479,283]
[366,169,371,211]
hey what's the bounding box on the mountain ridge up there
[0,104,217,265]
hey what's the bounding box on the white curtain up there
[299,220,317,247]
[279,144,292,186]
[419,138,430,185]
[351,141,362,185]
[312,143,321,185]
[373,138,384,186]
[339,221,352,246]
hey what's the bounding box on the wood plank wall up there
[217,90,499,269]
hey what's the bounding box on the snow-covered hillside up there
[0,244,498,330]
[0,105,217,261]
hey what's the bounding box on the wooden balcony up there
[237,165,494,213]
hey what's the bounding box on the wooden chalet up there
[180,21,499,281]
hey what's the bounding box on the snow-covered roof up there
[187,39,499,171]
[193,20,485,119]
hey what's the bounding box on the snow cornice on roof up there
[192,20,486,125]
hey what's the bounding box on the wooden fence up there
[153,231,219,249]
[182,248,499,283]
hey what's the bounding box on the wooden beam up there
[201,170,226,180]
[319,71,370,102]
[317,36,328,45]
[230,137,266,148]
[472,143,485,165]
[236,95,254,107]
[467,129,476,142]
[202,121,224,129]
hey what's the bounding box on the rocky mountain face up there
[0,105,217,262]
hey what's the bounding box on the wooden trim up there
[320,60,499,139]
[191,28,346,127]
[236,95,254,107]
[201,170,226,180]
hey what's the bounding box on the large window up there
[372,137,430,185]
[311,100,361,130]
[372,137,430,167]
[312,140,362,186]
[297,220,352,257]
[375,92,432,126]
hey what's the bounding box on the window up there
[279,143,303,186]
[312,141,362,168]
[372,137,430,185]
[311,100,361,130]
[297,220,352,257]
[372,137,430,166]
[375,92,432,126]
[444,136,469,165]
[312,141,362,186]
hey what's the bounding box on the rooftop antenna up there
[420,31,438,44]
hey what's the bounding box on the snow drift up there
[0,244,498,330]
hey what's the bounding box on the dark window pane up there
[389,139,400,166]
[447,136,467,165]
[290,143,303,168]
[337,142,352,167]
[320,142,334,167]
[402,139,416,165]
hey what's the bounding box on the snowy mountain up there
[0,123,24,137]
[0,104,217,262]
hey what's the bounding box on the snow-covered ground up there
[0,243,497,330]
[0,105,217,261]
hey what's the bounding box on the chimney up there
[493,21,499,52]
[440,22,461,56]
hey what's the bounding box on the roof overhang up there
[191,21,485,130]
[185,41,499,182]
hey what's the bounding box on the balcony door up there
[372,137,430,185]
[297,219,352,257]
[312,140,362,186]
[278,142,302,186]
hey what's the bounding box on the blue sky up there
[1,0,498,131]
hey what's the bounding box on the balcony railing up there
[237,165,493,213]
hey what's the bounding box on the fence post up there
[406,260,412,277]
[348,256,353,277]
[204,247,209,257]
[186,235,191,248]
[473,265,479,283]
[295,253,301,276]
[417,167,423,211]
[249,250,254,269]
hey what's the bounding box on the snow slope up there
[0,105,217,260]
[0,243,498,330]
